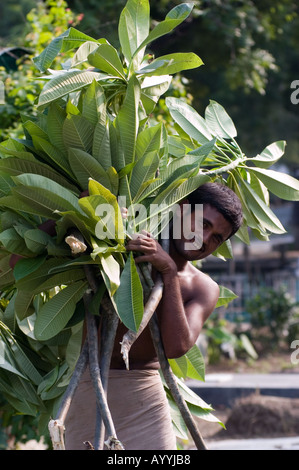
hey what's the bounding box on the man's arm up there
[126,232,219,358]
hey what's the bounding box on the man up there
[65,182,243,450]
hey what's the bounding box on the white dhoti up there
[64,368,177,450]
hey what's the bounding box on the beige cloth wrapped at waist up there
[64,368,177,450]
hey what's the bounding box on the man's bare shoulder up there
[186,263,220,302]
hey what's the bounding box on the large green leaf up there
[247,167,299,201]
[114,253,144,332]
[79,179,125,243]
[63,114,94,154]
[92,122,112,170]
[13,173,82,213]
[135,122,163,160]
[248,141,286,169]
[0,228,34,257]
[133,3,194,59]
[32,136,73,179]
[115,75,140,166]
[33,27,99,72]
[130,151,159,199]
[82,80,106,127]
[205,100,237,139]
[166,97,212,144]
[138,53,203,77]
[37,70,110,110]
[118,0,150,69]
[239,179,286,234]
[169,344,205,381]
[34,280,88,341]
[68,147,112,191]
[88,44,126,80]
[0,156,76,192]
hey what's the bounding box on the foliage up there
[245,285,299,350]
[0,0,298,442]
[0,0,82,140]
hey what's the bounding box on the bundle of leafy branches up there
[0,0,298,449]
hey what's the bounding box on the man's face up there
[173,203,233,261]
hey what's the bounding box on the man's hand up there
[125,231,177,275]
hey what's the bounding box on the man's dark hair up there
[187,182,243,239]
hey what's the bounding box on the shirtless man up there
[65,182,243,450]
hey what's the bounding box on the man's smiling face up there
[173,203,233,261]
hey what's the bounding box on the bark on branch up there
[149,312,208,450]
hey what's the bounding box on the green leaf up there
[71,40,102,68]
[212,239,233,260]
[130,151,159,199]
[249,141,286,169]
[205,100,237,138]
[33,27,99,72]
[118,0,150,69]
[82,80,106,127]
[13,255,47,281]
[0,156,76,192]
[114,253,144,332]
[68,148,111,191]
[92,122,111,169]
[34,280,88,341]
[215,285,238,308]
[0,255,15,289]
[239,178,286,234]
[135,122,163,160]
[100,253,120,296]
[247,167,299,201]
[166,97,212,144]
[115,75,141,166]
[133,3,194,58]
[88,44,126,80]
[63,114,94,153]
[13,173,82,213]
[79,180,124,243]
[138,52,203,76]
[24,229,53,254]
[32,136,73,179]
[0,228,33,256]
[185,345,205,381]
[37,70,110,110]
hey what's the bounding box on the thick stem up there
[84,290,124,450]
[96,295,119,449]
[149,312,208,450]
[56,341,89,423]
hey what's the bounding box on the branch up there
[84,290,124,450]
[149,312,208,450]
[48,341,89,450]
[96,294,119,449]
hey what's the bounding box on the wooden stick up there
[48,341,89,450]
[84,290,124,450]
[149,312,208,450]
